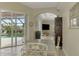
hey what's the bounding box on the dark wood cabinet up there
[54,17,63,48]
[55,17,62,35]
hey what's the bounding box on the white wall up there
[63,9,71,55]
[62,3,79,56]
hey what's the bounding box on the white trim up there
[0,9,25,14]
[26,15,29,41]
[62,48,68,56]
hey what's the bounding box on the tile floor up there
[0,46,23,56]
[0,45,65,56]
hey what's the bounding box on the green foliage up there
[2,24,24,37]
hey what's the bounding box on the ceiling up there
[21,2,76,10]
[37,12,57,20]
[20,2,77,21]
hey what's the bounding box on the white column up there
[0,18,1,48]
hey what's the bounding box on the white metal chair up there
[41,37,57,56]
[22,43,48,56]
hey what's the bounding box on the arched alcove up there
[35,12,57,30]
[35,12,57,40]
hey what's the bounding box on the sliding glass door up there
[0,18,12,48]
[12,18,25,46]
[0,12,25,48]
[16,18,24,45]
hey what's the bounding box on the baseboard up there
[62,48,68,56]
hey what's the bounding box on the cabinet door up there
[55,17,62,35]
